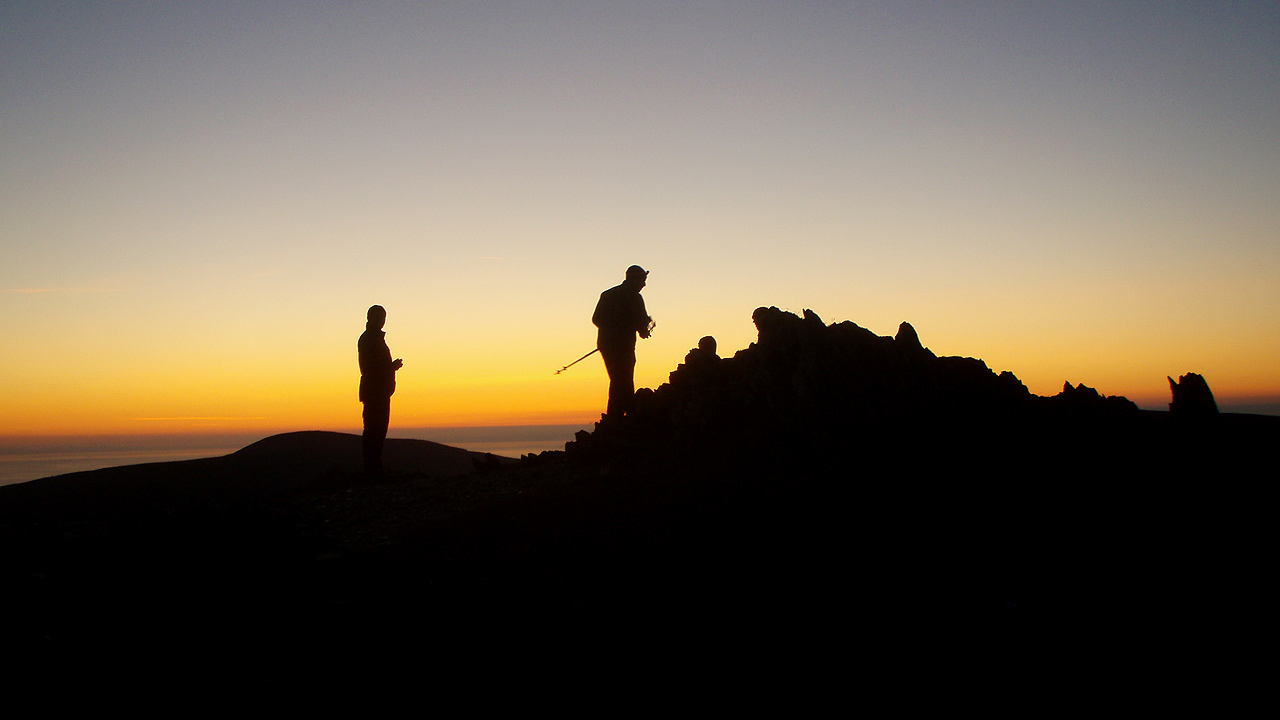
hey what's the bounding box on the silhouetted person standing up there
[359,305,402,479]
[593,265,652,419]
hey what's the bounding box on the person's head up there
[624,265,648,290]
[367,304,386,329]
[698,336,717,355]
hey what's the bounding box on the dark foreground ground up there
[1,415,1272,688]
[1,432,852,686]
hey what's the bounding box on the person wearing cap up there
[359,304,403,479]
[592,265,652,419]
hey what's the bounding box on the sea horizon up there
[0,423,595,487]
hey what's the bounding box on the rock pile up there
[567,306,1139,462]
[1168,372,1219,418]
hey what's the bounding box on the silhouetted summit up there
[1169,371,1219,418]
[570,306,1139,461]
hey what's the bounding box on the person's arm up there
[383,338,401,373]
[358,335,378,376]
[592,292,607,328]
[635,296,652,338]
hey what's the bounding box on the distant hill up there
[229,430,511,479]
[0,431,513,524]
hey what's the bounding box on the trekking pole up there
[556,348,599,375]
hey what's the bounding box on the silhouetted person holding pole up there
[359,304,402,480]
[593,265,652,420]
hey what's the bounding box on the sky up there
[3,1,1279,437]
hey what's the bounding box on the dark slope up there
[564,306,1275,642]
[0,435,850,685]
[0,431,508,523]
[1,310,1275,687]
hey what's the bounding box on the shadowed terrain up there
[2,308,1273,686]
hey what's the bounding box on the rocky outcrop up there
[1168,372,1219,417]
[1044,380,1140,417]
[568,306,1139,461]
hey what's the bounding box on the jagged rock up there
[998,371,1030,396]
[751,306,794,347]
[1059,381,1102,403]
[802,308,825,328]
[1046,381,1139,416]
[895,321,922,351]
[668,336,721,388]
[1168,373,1218,417]
[567,306,1144,462]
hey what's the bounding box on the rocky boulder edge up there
[565,306,1142,463]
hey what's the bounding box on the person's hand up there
[392,359,403,370]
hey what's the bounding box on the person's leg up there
[362,399,390,478]
[602,346,637,417]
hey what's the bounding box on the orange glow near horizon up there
[4,4,1279,437]
[4,304,1279,439]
